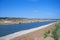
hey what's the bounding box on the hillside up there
[0,17,57,25]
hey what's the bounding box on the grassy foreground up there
[44,22,60,40]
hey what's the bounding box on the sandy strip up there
[0,22,55,40]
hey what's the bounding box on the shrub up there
[44,22,60,40]
[44,30,50,38]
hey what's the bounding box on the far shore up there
[0,18,57,25]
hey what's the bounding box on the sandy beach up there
[11,23,55,40]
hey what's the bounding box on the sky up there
[0,0,60,19]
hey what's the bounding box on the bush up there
[44,22,60,40]
[51,23,60,40]
[44,30,50,38]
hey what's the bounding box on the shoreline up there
[12,22,55,40]
[0,18,56,25]
[0,22,55,40]
[0,21,55,25]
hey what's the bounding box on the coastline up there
[0,22,55,40]
[0,18,56,25]
[12,22,55,40]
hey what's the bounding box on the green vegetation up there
[44,22,60,40]
[51,23,60,40]
[44,30,50,38]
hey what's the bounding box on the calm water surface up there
[0,22,53,37]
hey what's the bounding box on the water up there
[0,22,53,37]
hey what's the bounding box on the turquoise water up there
[0,22,53,37]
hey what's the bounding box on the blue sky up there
[0,0,60,19]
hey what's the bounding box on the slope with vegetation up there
[44,21,60,40]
